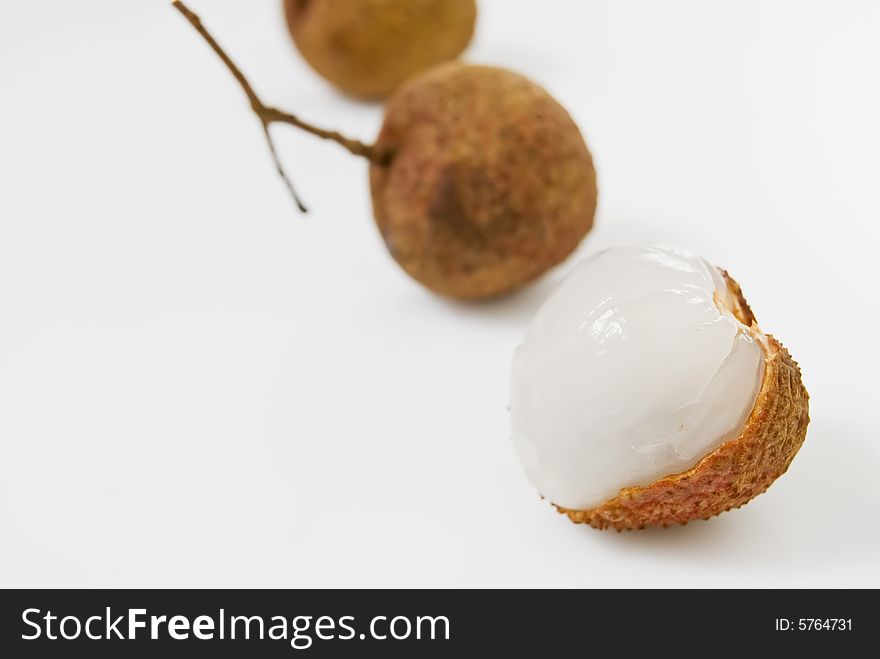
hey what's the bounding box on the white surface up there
[0,0,878,587]
[511,245,764,510]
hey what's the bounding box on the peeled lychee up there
[370,63,598,299]
[284,0,478,99]
[510,245,810,530]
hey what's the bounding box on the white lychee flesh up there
[511,244,765,510]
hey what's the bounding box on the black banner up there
[0,589,872,656]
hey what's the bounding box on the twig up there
[171,0,385,213]
[261,122,306,212]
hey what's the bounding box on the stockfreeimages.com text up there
[22,608,450,649]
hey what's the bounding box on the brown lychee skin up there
[284,0,477,99]
[557,274,810,530]
[370,63,598,300]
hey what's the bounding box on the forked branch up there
[171,0,385,213]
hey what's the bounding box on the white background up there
[1,0,878,587]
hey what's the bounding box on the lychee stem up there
[171,0,387,213]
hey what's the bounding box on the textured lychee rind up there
[284,0,477,99]
[370,63,598,299]
[556,274,810,530]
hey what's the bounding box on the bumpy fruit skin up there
[557,273,810,530]
[370,63,598,299]
[284,0,477,99]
